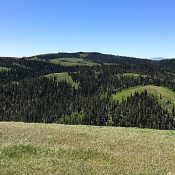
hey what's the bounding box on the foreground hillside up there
[1,122,175,175]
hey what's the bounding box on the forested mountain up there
[0,52,175,129]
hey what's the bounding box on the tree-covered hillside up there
[0,52,175,129]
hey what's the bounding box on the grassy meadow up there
[0,122,175,175]
[112,85,175,112]
[44,72,79,89]
[79,53,89,58]
[50,57,97,66]
[122,73,147,77]
[0,67,10,72]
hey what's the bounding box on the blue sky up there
[0,0,175,58]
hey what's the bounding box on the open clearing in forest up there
[44,72,79,89]
[0,122,175,175]
[112,85,175,112]
[122,72,148,77]
[50,57,97,66]
[0,67,10,72]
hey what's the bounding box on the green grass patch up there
[44,72,79,89]
[12,62,27,68]
[103,63,119,65]
[123,73,147,77]
[0,66,10,72]
[50,57,97,66]
[79,53,89,58]
[1,145,39,159]
[112,85,175,112]
[1,122,175,175]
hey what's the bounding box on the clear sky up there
[0,0,175,58]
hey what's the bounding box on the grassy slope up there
[0,67,10,72]
[112,85,175,112]
[44,72,79,89]
[79,53,89,58]
[0,122,175,175]
[123,73,147,77]
[50,57,97,66]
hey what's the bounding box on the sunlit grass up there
[123,73,147,77]
[1,122,175,175]
[0,66,10,72]
[79,53,89,58]
[44,72,79,89]
[112,85,175,112]
[50,57,97,66]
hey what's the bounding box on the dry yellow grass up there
[0,122,175,175]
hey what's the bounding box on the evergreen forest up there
[1,52,175,129]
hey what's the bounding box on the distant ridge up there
[0,52,174,62]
